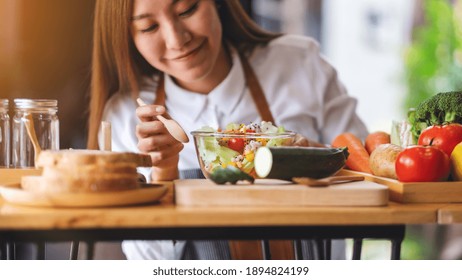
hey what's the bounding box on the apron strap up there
[237,51,275,124]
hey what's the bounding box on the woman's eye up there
[179,2,199,17]
[141,24,159,33]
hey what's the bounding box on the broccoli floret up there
[409,91,462,141]
[414,96,440,124]
[436,92,462,123]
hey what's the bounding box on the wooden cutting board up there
[175,179,388,207]
[340,169,462,203]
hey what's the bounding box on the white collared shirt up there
[100,34,368,260]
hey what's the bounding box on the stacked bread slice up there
[22,150,152,193]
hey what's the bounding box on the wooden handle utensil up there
[136,98,189,143]
[293,175,365,187]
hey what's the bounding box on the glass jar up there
[12,99,59,167]
[0,99,10,167]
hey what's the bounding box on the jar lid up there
[14,99,58,109]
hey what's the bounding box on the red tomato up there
[395,145,450,182]
[228,138,245,152]
[418,123,462,156]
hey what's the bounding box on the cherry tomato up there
[395,145,450,182]
[228,138,245,153]
[418,123,462,156]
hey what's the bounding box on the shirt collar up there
[164,47,246,121]
[207,47,246,115]
[164,73,207,122]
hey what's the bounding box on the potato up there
[369,143,403,179]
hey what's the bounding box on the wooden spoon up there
[292,175,365,187]
[136,98,189,143]
[23,114,42,166]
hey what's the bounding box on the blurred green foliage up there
[404,0,462,110]
[404,1,462,260]
[401,231,434,260]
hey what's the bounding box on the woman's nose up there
[162,21,192,50]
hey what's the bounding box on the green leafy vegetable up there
[409,91,462,141]
[198,135,239,166]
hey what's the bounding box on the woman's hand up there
[136,104,184,181]
[293,133,326,147]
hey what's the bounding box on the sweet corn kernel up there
[245,152,255,162]
[257,138,267,145]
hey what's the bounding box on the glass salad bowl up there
[191,122,296,179]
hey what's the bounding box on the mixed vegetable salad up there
[193,121,293,177]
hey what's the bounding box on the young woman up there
[88,0,368,260]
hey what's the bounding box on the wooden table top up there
[0,184,445,230]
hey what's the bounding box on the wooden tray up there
[175,179,388,207]
[0,168,42,185]
[0,183,168,208]
[339,169,462,203]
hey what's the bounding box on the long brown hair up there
[87,0,281,149]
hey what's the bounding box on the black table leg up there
[6,242,15,260]
[0,242,5,260]
[315,239,325,260]
[261,240,271,260]
[86,242,95,260]
[391,238,403,260]
[323,239,331,260]
[293,240,303,260]
[36,242,46,260]
[352,238,363,260]
[70,241,79,260]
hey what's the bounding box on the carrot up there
[365,131,391,154]
[332,132,372,174]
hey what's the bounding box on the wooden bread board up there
[175,179,388,207]
[339,169,462,203]
[0,183,167,208]
[0,168,42,185]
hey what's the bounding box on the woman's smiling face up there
[131,0,228,92]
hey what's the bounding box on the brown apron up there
[154,52,294,260]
